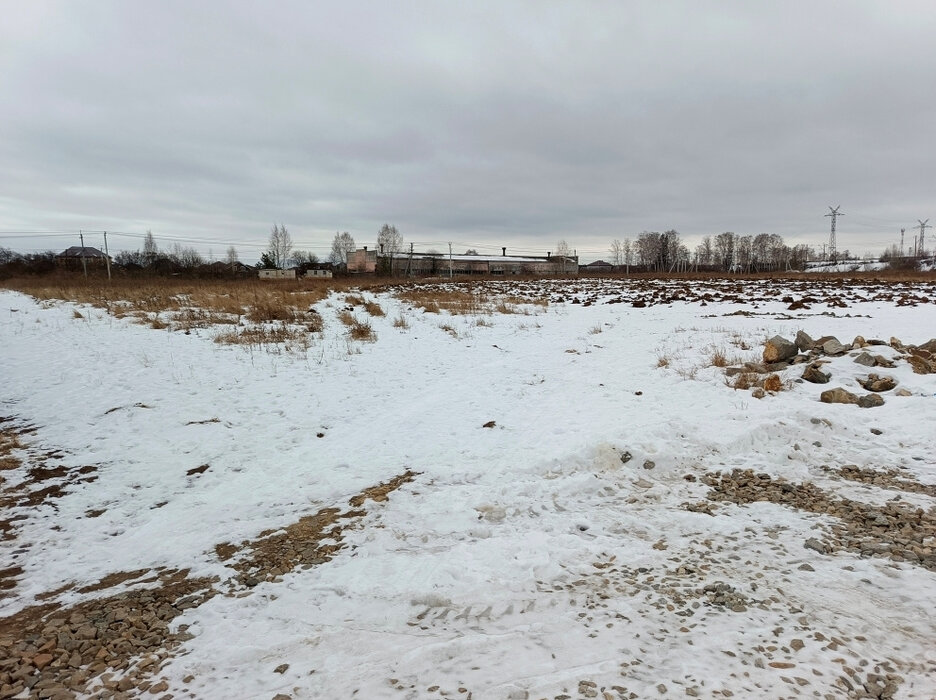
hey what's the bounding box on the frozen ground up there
[1,278,935,699]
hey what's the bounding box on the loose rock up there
[764,336,797,363]
[820,387,858,405]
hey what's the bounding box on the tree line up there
[610,231,815,272]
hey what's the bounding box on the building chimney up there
[502,247,506,257]
[547,252,551,258]
[363,246,367,252]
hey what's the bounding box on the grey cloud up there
[1,1,935,259]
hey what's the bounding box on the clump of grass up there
[307,310,324,333]
[150,315,168,329]
[348,318,376,341]
[72,310,84,319]
[363,300,385,317]
[397,288,485,315]
[439,323,458,338]
[345,294,365,306]
[727,372,759,390]
[710,347,729,367]
[494,300,516,314]
[589,325,602,335]
[338,310,355,326]
[214,325,310,349]
[392,314,409,329]
[656,354,670,368]
[474,317,492,327]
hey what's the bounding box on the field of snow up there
[1,278,935,700]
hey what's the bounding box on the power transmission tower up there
[824,206,843,264]
[915,219,931,257]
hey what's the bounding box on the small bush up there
[392,314,409,329]
[439,323,458,337]
[656,355,670,368]
[589,325,602,335]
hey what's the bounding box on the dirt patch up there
[703,469,936,570]
[222,469,418,589]
[349,469,418,507]
[0,569,216,699]
[831,464,936,497]
[185,463,210,476]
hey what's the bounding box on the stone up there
[790,639,805,651]
[31,654,53,671]
[853,352,875,367]
[764,336,797,363]
[820,387,858,405]
[642,460,655,470]
[870,428,883,435]
[852,335,866,348]
[919,338,936,353]
[802,364,830,384]
[857,393,885,408]
[274,663,289,674]
[751,387,766,399]
[794,330,815,352]
[873,355,895,368]
[857,374,896,392]
[908,355,934,374]
[822,338,849,355]
[804,538,830,554]
[889,336,903,349]
[763,374,782,392]
[895,388,912,397]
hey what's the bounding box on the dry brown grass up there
[214,325,310,350]
[363,300,385,317]
[392,314,409,329]
[398,288,486,315]
[348,318,376,341]
[710,347,729,367]
[656,355,671,368]
[439,323,458,338]
[1,276,330,330]
[727,372,760,390]
[338,310,355,327]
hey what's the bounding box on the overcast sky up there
[2,1,935,262]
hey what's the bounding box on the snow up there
[2,279,936,699]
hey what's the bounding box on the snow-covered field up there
[1,278,935,700]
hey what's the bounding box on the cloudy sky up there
[2,1,935,262]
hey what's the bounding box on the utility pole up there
[915,219,931,257]
[78,230,88,279]
[900,228,905,257]
[103,231,112,281]
[448,242,453,279]
[405,242,413,278]
[825,206,843,264]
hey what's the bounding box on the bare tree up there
[377,224,403,255]
[266,224,293,269]
[329,231,356,265]
[289,250,318,267]
[636,232,661,269]
[714,232,735,271]
[555,240,571,257]
[226,246,239,265]
[622,238,632,274]
[168,243,203,269]
[695,236,714,268]
[143,231,159,266]
[610,239,624,266]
